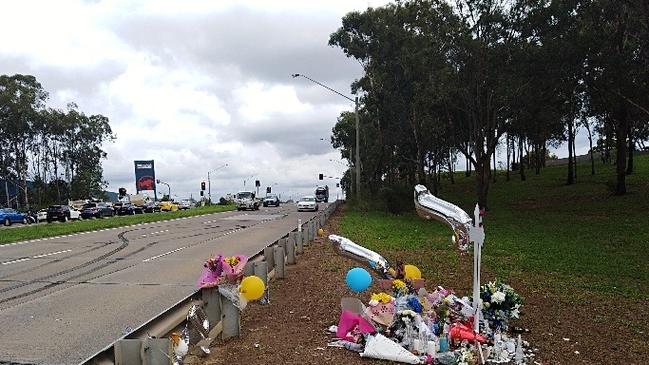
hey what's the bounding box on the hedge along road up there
[0,204,235,245]
[0,203,328,365]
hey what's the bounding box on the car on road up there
[178,200,192,210]
[263,194,280,207]
[0,208,28,226]
[297,196,319,212]
[235,191,260,211]
[159,201,179,212]
[46,205,81,223]
[81,202,115,219]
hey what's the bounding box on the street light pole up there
[208,163,228,203]
[292,73,361,202]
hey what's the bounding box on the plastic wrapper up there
[218,283,248,311]
[361,333,422,364]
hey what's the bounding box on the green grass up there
[341,154,649,299]
[0,204,235,244]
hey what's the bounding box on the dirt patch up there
[185,205,648,365]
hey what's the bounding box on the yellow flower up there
[224,256,240,266]
[371,292,393,304]
[392,279,407,290]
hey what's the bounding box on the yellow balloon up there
[239,276,265,301]
[404,264,422,280]
[317,228,325,237]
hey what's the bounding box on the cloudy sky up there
[1,0,587,201]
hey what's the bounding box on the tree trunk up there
[614,102,628,194]
[475,158,491,209]
[506,135,511,181]
[535,143,541,175]
[492,148,497,183]
[542,143,547,168]
[567,121,575,185]
[512,137,516,171]
[519,137,526,181]
[572,132,577,180]
[585,121,595,175]
[448,150,455,184]
[626,134,634,175]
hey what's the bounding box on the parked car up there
[46,205,81,223]
[235,191,259,211]
[178,200,192,210]
[81,202,115,219]
[159,201,179,212]
[263,194,280,207]
[297,196,318,212]
[117,203,143,215]
[0,208,28,226]
[37,209,48,222]
[142,201,160,213]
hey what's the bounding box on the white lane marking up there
[1,258,31,265]
[32,249,72,259]
[142,247,186,262]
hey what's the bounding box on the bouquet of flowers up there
[480,280,523,331]
[222,255,248,281]
[366,292,396,326]
[196,254,249,288]
[197,254,224,288]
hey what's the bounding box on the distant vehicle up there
[24,210,39,224]
[235,191,259,211]
[142,201,160,213]
[159,201,179,212]
[178,200,192,210]
[315,186,329,203]
[117,203,143,215]
[0,208,28,226]
[37,209,48,222]
[46,205,81,223]
[297,196,319,212]
[81,202,115,219]
[263,194,280,207]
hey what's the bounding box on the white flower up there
[492,291,506,304]
[511,308,520,319]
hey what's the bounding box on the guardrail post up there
[264,246,275,270]
[243,261,254,276]
[254,261,269,304]
[221,295,240,340]
[114,339,142,365]
[141,338,171,365]
[286,234,296,265]
[302,224,310,246]
[273,246,285,279]
[295,230,304,254]
[278,238,287,253]
[202,287,222,326]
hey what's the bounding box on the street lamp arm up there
[291,74,355,103]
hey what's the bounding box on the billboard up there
[134,160,157,200]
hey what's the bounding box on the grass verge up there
[0,204,235,244]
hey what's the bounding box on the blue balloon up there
[345,267,372,293]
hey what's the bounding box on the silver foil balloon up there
[328,234,393,279]
[413,184,473,250]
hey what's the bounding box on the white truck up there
[315,185,329,203]
[235,191,260,211]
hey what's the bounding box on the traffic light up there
[255,180,260,187]
[200,190,204,196]
[319,173,324,180]
[336,183,340,188]
[266,186,271,194]
[201,181,206,191]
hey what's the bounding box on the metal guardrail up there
[81,200,342,365]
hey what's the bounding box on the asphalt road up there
[0,204,327,365]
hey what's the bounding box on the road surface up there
[0,204,327,365]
